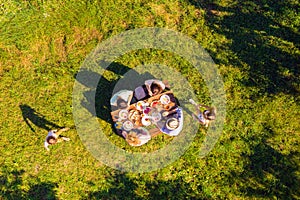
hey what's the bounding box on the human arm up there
[55,127,70,136]
[144,80,153,96]
[197,104,211,110]
[162,80,170,90]
[44,141,50,151]
[127,92,134,106]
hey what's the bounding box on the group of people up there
[44,79,217,150]
[110,79,170,110]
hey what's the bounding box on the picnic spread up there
[110,87,183,147]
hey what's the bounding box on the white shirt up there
[44,130,58,150]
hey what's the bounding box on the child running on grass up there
[189,99,216,127]
[44,127,70,151]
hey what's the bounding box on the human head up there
[47,136,57,144]
[204,107,216,120]
[150,83,162,96]
[126,131,141,146]
[117,98,128,109]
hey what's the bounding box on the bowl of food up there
[141,116,151,126]
[122,120,134,131]
[160,94,170,105]
[150,111,161,122]
[150,100,159,107]
[136,101,146,111]
[143,107,151,115]
[166,118,179,130]
[119,109,128,120]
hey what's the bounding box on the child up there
[44,127,70,151]
[189,99,216,127]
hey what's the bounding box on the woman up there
[189,99,216,127]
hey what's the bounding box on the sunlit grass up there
[0,0,299,199]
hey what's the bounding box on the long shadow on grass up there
[27,182,58,200]
[0,167,58,199]
[189,0,299,97]
[19,104,63,132]
[87,171,203,199]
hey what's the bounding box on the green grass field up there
[0,0,299,199]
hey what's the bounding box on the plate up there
[122,120,134,131]
[150,100,159,107]
[160,94,170,105]
[143,107,151,115]
[119,109,128,120]
[150,111,161,122]
[136,101,146,111]
[141,116,151,126]
[166,118,179,130]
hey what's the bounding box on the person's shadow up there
[19,104,63,132]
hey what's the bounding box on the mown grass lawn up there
[0,0,299,199]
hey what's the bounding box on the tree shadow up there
[241,142,299,199]
[87,172,138,200]
[19,104,63,132]
[0,168,25,199]
[27,182,58,200]
[188,0,299,97]
[87,171,204,199]
[223,126,300,199]
[0,167,58,199]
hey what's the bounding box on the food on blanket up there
[118,109,128,120]
[150,111,161,122]
[143,107,151,114]
[164,105,170,110]
[150,100,159,107]
[136,101,146,111]
[128,109,142,126]
[160,94,170,105]
[142,116,151,126]
[166,118,179,130]
[123,120,134,131]
[162,111,169,117]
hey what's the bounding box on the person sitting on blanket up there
[110,90,134,110]
[134,79,170,101]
